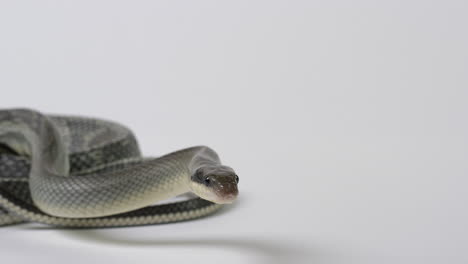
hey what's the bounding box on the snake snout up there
[211,176,238,204]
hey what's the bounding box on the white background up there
[1,1,467,263]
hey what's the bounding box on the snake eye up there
[235,175,239,183]
[204,177,211,186]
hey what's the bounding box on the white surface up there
[0,1,467,263]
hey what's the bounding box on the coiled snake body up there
[0,109,239,227]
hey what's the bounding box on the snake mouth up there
[213,185,238,204]
[190,179,239,204]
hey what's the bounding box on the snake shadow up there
[62,231,313,264]
[22,199,314,264]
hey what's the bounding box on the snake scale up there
[0,109,239,227]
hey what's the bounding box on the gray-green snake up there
[0,109,239,227]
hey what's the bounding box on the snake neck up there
[30,146,221,218]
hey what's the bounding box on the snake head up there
[190,165,239,204]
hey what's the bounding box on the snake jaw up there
[189,181,238,204]
[215,188,238,204]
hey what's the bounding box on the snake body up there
[0,109,239,227]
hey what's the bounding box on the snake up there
[0,108,239,227]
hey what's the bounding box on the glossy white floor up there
[1,1,467,263]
